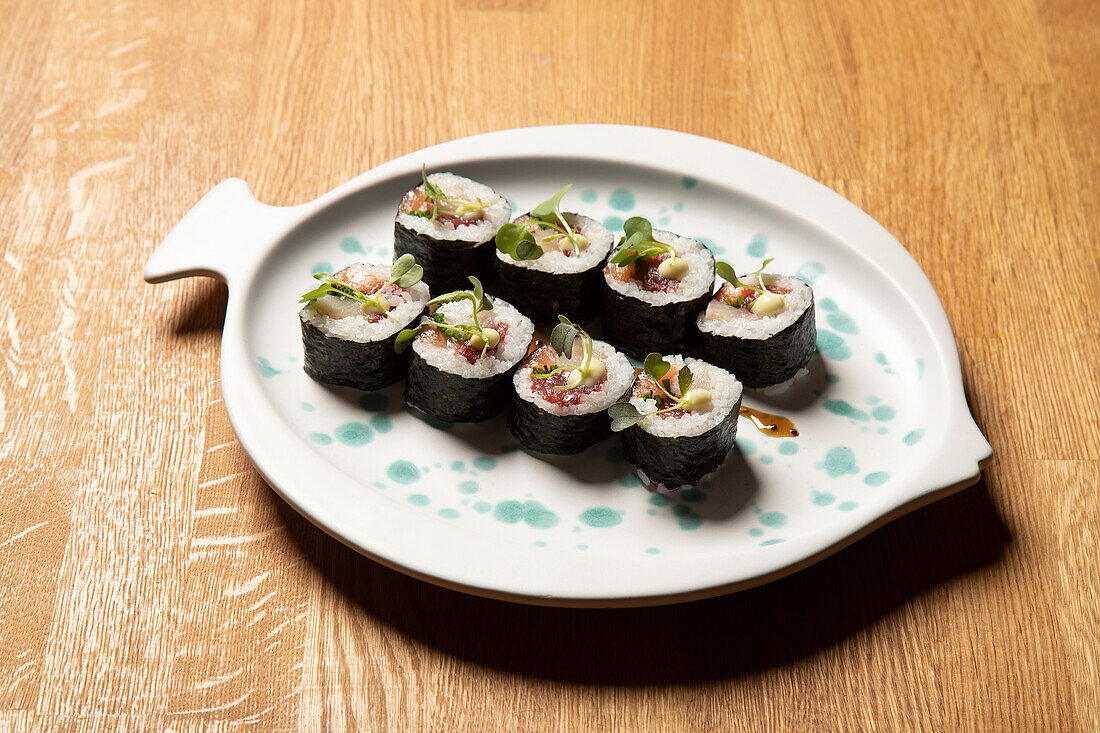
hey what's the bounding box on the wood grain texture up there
[1,0,1097,729]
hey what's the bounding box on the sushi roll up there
[609,353,743,491]
[396,277,534,423]
[698,259,816,388]
[394,169,511,294]
[602,217,715,358]
[494,185,614,322]
[508,318,633,455]
[299,255,428,391]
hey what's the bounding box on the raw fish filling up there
[526,345,606,407]
[715,282,792,311]
[333,269,410,323]
[399,187,485,228]
[632,369,686,420]
[514,214,581,257]
[606,252,679,293]
[423,320,510,364]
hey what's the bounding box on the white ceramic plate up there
[145,125,991,607]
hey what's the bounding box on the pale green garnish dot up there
[648,494,671,507]
[580,188,597,202]
[872,406,896,422]
[778,443,799,455]
[681,176,698,189]
[812,491,835,506]
[438,508,459,519]
[473,501,491,513]
[749,528,764,537]
[458,480,479,495]
[618,473,642,488]
[761,455,774,465]
[904,429,925,446]
[760,539,785,546]
[838,501,858,511]
[309,432,332,445]
[645,548,660,554]
[301,402,315,412]
[451,460,465,472]
[534,540,547,547]
[311,261,332,275]
[603,215,624,231]
[408,494,429,506]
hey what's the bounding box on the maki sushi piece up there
[397,277,534,423]
[299,255,428,391]
[508,317,633,455]
[494,185,614,322]
[394,168,511,294]
[698,259,816,388]
[602,217,715,358]
[609,353,743,491]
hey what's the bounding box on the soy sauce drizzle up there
[739,406,799,437]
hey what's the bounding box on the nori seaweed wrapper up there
[507,384,630,455]
[394,221,495,295]
[620,391,742,489]
[404,351,516,423]
[300,315,417,391]
[495,257,602,323]
[602,287,712,360]
[699,299,816,388]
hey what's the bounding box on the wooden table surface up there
[3,0,1098,729]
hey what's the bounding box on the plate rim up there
[148,124,993,606]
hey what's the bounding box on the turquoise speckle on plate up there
[408,494,430,506]
[336,422,373,446]
[746,233,768,257]
[579,507,622,528]
[387,460,421,484]
[340,236,365,254]
[608,189,635,211]
[818,447,859,478]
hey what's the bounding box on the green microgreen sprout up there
[607,353,712,431]
[394,276,497,361]
[715,258,784,315]
[413,166,498,224]
[495,184,588,261]
[531,315,606,390]
[608,217,689,280]
[299,254,424,320]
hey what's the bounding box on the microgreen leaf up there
[390,253,424,289]
[495,223,543,261]
[643,352,670,382]
[622,216,653,242]
[531,184,573,219]
[469,276,485,310]
[427,290,472,307]
[715,261,738,285]
[608,402,645,432]
[550,321,578,358]
[298,283,335,303]
[394,328,419,353]
[678,365,693,396]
